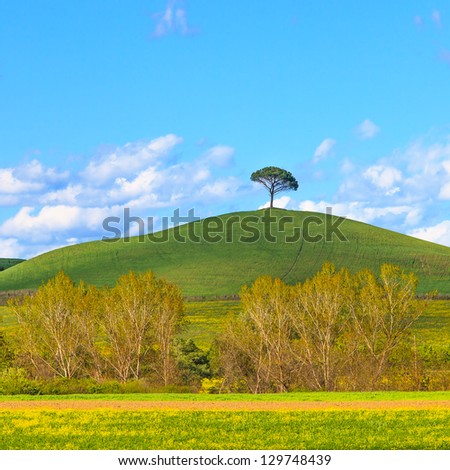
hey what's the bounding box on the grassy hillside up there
[0,258,24,272]
[0,209,448,295]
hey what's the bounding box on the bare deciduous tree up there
[218,276,297,393]
[150,281,185,386]
[10,271,96,379]
[217,263,425,393]
[351,264,429,387]
[291,263,355,391]
[102,271,184,383]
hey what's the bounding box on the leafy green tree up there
[250,166,298,208]
[174,339,211,386]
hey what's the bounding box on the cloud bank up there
[0,135,243,258]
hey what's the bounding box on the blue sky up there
[1,1,450,258]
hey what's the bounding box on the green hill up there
[0,210,448,295]
[0,258,25,272]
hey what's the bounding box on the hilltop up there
[0,210,448,296]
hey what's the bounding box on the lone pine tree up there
[251,166,298,208]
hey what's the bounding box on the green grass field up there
[1,392,449,449]
[0,390,448,401]
[1,410,448,450]
[0,210,448,295]
[0,407,448,449]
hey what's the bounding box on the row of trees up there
[0,264,441,392]
[216,264,431,392]
[8,271,185,385]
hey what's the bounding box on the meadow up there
[1,390,449,401]
[0,408,448,449]
[0,392,449,449]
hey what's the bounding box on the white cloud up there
[0,160,70,210]
[409,220,450,246]
[125,193,177,211]
[108,167,160,202]
[151,0,197,38]
[405,141,450,175]
[432,9,442,28]
[439,182,450,199]
[340,158,355,174]
[405,208,422,226]
[438,160,450,199]
[202,145,235,168]
[441,49,450,65]
[10,206,74,235]
[0,205,121,244]
[385,187,400,196]
[313,138,336,163]
[0,160,70,203]
[0,206,79,243]
[401,140,450,201]
[0,195,20,206]
[199,177,241,199]
[82,134,182,184]
[39,185,83,205]
[414,15,423,28]
[15,159,69,184]
[104,143,238,207]
[258,196,292,210]
[0,238,25,259]
[192,168,211,183]
[363,165,402,191]
[298,199,418,226]
[356,119,380,140]
[0,168,43,194]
